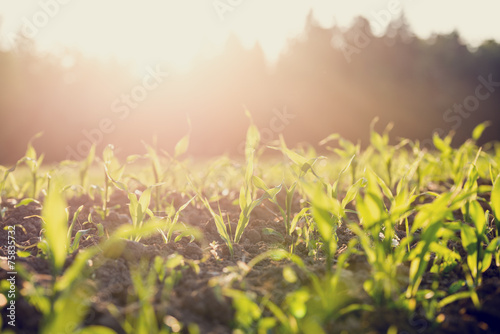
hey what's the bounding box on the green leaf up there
[174,134,190,158]
[491,174,500,222]
[460,224,477,252]
[482,237,499,273]
[15,198,40,207]
[125,154,141,164]
[67,205,84,239]
[200,197,232,255]
[472,121,490,141]
[69,229,92,253]
[139,188,152,211]
[448,280,465,294]
[370,131,385,152]
[56,247,99,292]
[469,200,486,234]
[283,266,298,283]
[319,133,340,146]
[103,144,114,164]
[286,289,309,319]
[263,184,282,201]
[357,192,386,229]
[245,118,260,154]
[411,192,453,232]
[41,180,68,274]
[289,207,309,234]
[252,175,268,191]
[278,137,308,167]
[16,250,31,258]
[342,177,366,209]
[433,133,451,154]
[128,192,139,226]
[438,291,475,309]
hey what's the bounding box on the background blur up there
[0,1,499,163]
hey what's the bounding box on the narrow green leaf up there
[15,198,40,207]
[138,188,152,211]
[438,291,475,309]
[472,121,490,141]
[469,200,486,234]
[252,175,269,191]
[491,174,500,222]
[174,134,190,158]
[41,180,68,274]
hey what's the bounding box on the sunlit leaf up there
[174,134,190,158]
[41,180,68,274]
[472,121,490,141]
[491,174,500,222]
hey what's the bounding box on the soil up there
[1,191,499,334]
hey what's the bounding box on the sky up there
[0,0,499,71]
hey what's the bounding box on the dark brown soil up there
[1,193,499,334]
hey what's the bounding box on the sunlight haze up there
[0,0,499,71]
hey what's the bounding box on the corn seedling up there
[23,132,45,199]
[200,195,234,257]
[461,200,498,287]
[158,195,197,243]
[143,123,190,214]
[319,133,360,184]
[92,144,125,219]
[234,110,265,244]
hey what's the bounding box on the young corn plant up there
[272,134,325,185]
[267,134,326,238]
[28,215,173,334]
[22,132,45,199]
[128,187,154,241]
[461,200,499,287]
[158,195,197,243]
[200,195,234,257]
[319,133,360,184]
[25,178,102,333]
[91,144,125,219]
[302,181,344,272]
[20,246,101,334]
[233,111,265,244]
[432,131,457,183]
[353,169,402,305]
[0,158,28,217]
[106,167,165,243]
[65,205,92,254]
[405,183,476,303]
[243,243,361,333]
[209,249,308,333]
[116,260,173,334]
[39,178,70,276]
[369,118,395,187]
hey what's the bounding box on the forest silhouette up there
[0,13,499,163]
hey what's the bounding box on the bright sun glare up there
[0,1,398,73]
[51,1,221,71]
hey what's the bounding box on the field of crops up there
[1,116,499,334]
